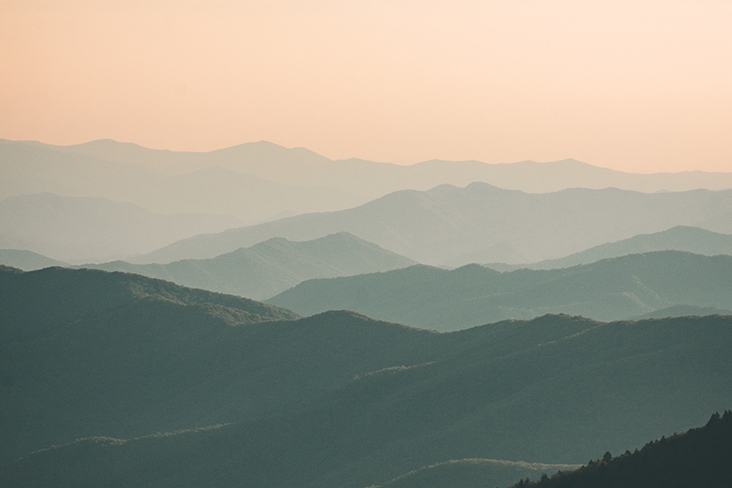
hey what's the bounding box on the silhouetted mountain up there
[137,184,732,265]
[2,313,730,487]
[78,233,417,299]
[269,251,732,330]
[506,411,732,488]
[484,226,732,271]
[0,193,240,262]
[0,249,67,270]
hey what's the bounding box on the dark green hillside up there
[508,411,732,488]
[3,314,730,488]
[269,251,732,330]
[0,266,482,465]
[81,232,417,299]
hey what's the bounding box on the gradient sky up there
[1,0,731,173]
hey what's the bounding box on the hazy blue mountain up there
[19,138,732,195]
[0,140,367,225]
[484,226,732,271]
[506,411,732,488]
[7,138,732,229]
[137,184,732,265]
[0,249,67,270]
[269,251,732,330]
[79,233,417,299]
[0,193,240,262]
[2,312,729,488]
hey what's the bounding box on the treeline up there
[511,410,732,488]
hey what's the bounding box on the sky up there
[1,0,731,173]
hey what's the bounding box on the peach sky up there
[1,0,731,173]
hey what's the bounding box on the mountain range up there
[78,232,417,299]
[0,140,366,226]
[2,266,731,487]
[137,184,732,265]
[268,251,732,330]
[6,138,732,232]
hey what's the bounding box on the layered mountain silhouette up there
[78,233,417,299]
[269,251,732,330]
[1,282,730,488]
[484,225,732,271]
[0,140,366,225]
[6,138,732,231]
[8,138,732,196]
[138,184,732,265]
[0,193,240,262]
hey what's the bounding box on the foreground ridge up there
[511,411,732,488]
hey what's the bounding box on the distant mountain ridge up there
[5,138,732,231]
[268,251,732,330]
[484,225,732,271]
[79,232,417,299]
[23,138,732,194]
[139,184,732,265]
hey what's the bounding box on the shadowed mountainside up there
[0,266,487,465]
[484,225,732,271]
[137,184,732,265]
[269,251,732,330]
[1,302,730,487]
[506,411,732,488]
[78,232,417,299]
[0,193,240,262]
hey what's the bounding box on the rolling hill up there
[137,184,732,265]
[78,232,417,299]
[0,265,485,465]
[1,311,730,488]
[484,225,732,271]
[268,251,732,330]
